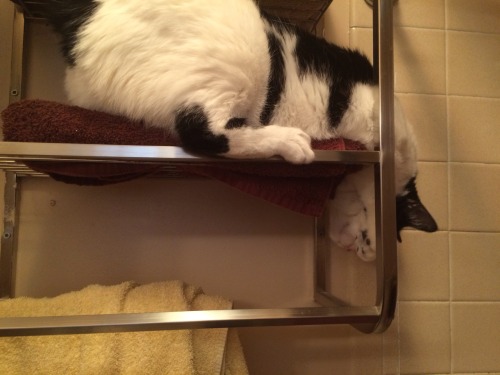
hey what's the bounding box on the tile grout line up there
[395,303,401,375]
[405,228,500,235]
[392,8,401,374]
[397,92,500,101]
[446,28,500,37]
[399,300,500,305]
[419,161,500,167]
[444,1,454,373]
[351,24,500,36]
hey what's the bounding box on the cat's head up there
[396,177,437,241]
[393,98,438,241]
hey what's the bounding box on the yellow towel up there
[0,282,135,374]
[119,281,197,375]
[192,293,230,375]
[0,281,249,375]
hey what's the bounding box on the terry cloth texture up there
[1,100,365,216]
[0,281,249,375]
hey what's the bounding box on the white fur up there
[63,0,421,261]
[67,0,269,128]
[336,84,378,150]
[66,0,417,171]
[330,167,376,261]
[329,92,419,261]
[268,31,332,139]
[67,0,322,162]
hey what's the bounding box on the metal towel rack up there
[0,0,396,336]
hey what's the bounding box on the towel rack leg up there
[354,0,397,334]
[0,172,20,299]
[315,0,398,334]
[313,209,353,308]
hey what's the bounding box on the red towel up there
[1,100,364,216]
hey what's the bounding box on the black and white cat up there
[41,0,437,261]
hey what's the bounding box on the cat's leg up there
[346,167,377,261]
[329,167,376,261]
[224,124,314,164]
[334,83,379,151]
[175,105,314,164]
[329,179,365,250]
[353,209,376,262]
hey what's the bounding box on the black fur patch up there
[260,32,286,125]
[396,177,438,241]
[175,106,229,155]
[225,118,246,129]
[361,230,371,246]
[260,11,294,35]
[293,29,374,127]
[262,12,374,128]
[41,0,99,66]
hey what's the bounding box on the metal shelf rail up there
[0,0,396,336]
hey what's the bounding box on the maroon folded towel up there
[1,100,364,216]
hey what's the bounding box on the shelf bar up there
[0,142,380,164]
[0,306,379,337]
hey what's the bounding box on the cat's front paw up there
[267,125,314,164]
[355,230,376,262]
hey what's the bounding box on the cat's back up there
[44,0,270,126]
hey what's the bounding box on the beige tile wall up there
[346,0,500,373]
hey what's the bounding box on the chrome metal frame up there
[0,172,19,299]
[9,6,24,102]
[0,141,380,165]
[0,0,396,336]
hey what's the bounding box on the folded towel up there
[191,294,232,375]
[0,281,248,375]
[1,100,364,216]
[0,282,134,374]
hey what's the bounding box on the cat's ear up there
[396,179,438,242]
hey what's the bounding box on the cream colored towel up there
[0,282,134,374]
[191,293,230,375]
[0,281,249,375]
